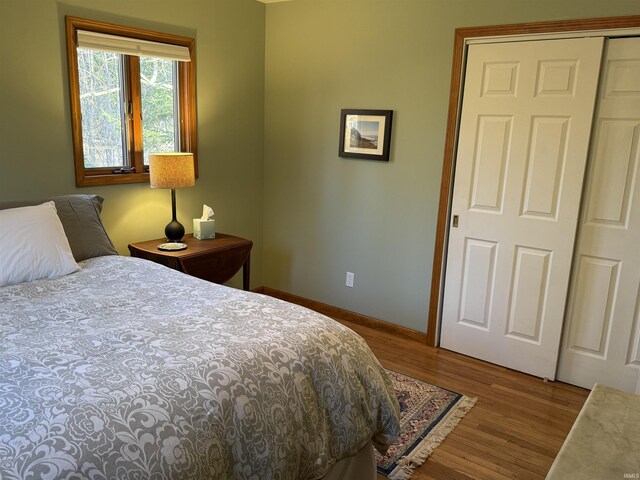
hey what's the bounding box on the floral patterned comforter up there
[0,256,399,480]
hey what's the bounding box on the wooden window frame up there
[426,15,640,347]
[65,16,197,187]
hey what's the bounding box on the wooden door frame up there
[426,14,640,347]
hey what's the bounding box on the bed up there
[0,195,400,480]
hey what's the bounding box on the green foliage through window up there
[78,51,179,169]
[140,57,178,165]
[78,49,125,168]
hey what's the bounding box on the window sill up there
[77,171,150,187]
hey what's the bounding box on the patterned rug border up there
[377,369,477,480]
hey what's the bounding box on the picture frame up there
[339,109,393,162]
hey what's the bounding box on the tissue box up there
[193,219,215,239]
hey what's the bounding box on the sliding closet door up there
[440,38,603,379]
[558,37,640,393]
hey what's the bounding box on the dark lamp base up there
[165,220,185,243]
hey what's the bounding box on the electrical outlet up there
[346,272,354,288]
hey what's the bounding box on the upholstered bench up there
[546,383,640,479]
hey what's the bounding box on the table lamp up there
[149,152,195,245]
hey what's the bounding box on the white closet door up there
[558,37,640,392]
[440,38,604,379]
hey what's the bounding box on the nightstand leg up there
[243,254,251,291]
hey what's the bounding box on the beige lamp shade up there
[149,153,195,189]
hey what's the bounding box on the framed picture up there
[339,109,393,162]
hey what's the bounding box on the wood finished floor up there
[332,317,589,480]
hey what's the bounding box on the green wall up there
[0,0,265,289]
[263,0,640,332]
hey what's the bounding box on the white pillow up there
[0,202,79,287]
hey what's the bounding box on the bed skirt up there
[321,442,376,480]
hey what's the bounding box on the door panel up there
[585,119,639,226]
[470,116,512,212]
[629,289,640,368]
[558,37,640,392]
[521,116,570,218]
[566,255,620,356]
[459,238,497,329]
[506,246,551,343]
[441,37,604,379]
[535,60,578,96]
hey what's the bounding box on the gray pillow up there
[0,195,118,262]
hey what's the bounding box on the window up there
[66,17,197,186]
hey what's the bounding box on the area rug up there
[376,369,477,480]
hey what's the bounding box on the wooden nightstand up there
[128,233,253,290]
